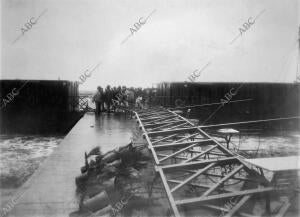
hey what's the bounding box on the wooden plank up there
[139,111,170,118]
[202,172,258,183]
[147,127,198,137]
[171,163,216,193]
[167,109,238,158]
[182,145,218,163]
[142,116,179,125]
[152,134,178,144]
[141,115,177,123]
[157,167,181,217]
[155,139,213,150]
[224,195,252,217]
[147,120,185,131]
[274,201,291,217]
[160,157,237,172]
[159,143,200,163]
[167,122,189,130]
[134,111,160,164]
[141,114,176,121]
[202,165,244,197]
[174,132,202,143]
[158,154,187,160]
[175,187,274,205]
[143,120,184,128]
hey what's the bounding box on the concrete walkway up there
[7,113,136,217]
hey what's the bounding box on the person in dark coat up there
[104,85,113,113]
[92,86,103,115]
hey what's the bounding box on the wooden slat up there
[140,114,175,121]
[149,120,185,131]
[202,165,244,197]
[175,187,274,205]
[183,145,218,163]
[154,139,213,150]
[174,132,202,143]
[224,195,252,217]
[274,201,291,217]
[158,154,187,160]
[167,122,189,130]
[143,120,184,128]
[135,111,160,164]
[151,134,178,145]
[143,116,179,126]
[159,143,199,163]
[141,115,177,123]
[157,167,181,217]
[147,127,198,137]
[161,157,237,172]
[171,163,216,193]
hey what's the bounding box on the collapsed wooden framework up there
[134,107,294,217]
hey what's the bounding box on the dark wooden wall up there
[155,82,300,127]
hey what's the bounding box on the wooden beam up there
[160,157,237,172]
[141,115,177,123]
[139,111,170,118]
[146,120,185,131]
[202,165,244,197]
[175,187,274,205]
[167,179,215,191]
[134,111,160,164]
[154,139,213,150]
[143,120,184,128]
[157,167,181,217]
[182,145,218,163]
[147,127,198,137]
[141,114,176,121]
[158,154,187,160]
[142,116,179,125]
[274,200,291,217]
[152,134,178,145]
[171,163,216,193]
[224,195,252,217]
[167,122,189,130]
[159,143,200,163]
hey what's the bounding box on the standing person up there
[121,86,128,107]
[136,96,143,109]
[111,87,117,112]
[99,87,104,112]
[105,85,113,113]
[127,88,135,108]
[92,86,103,115]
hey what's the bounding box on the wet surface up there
[2,112,299,217]
[0,136,63,206]
[3,113,137,217]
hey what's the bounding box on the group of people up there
[92,85,146,115]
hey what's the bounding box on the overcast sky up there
[1,0,299,90]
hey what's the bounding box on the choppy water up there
[227,131,300,158]
[0,135,63,206]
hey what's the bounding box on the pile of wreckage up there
[73,142,159,217]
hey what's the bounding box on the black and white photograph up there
[0,0,300,216]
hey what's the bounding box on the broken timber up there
[134,107,297,217]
